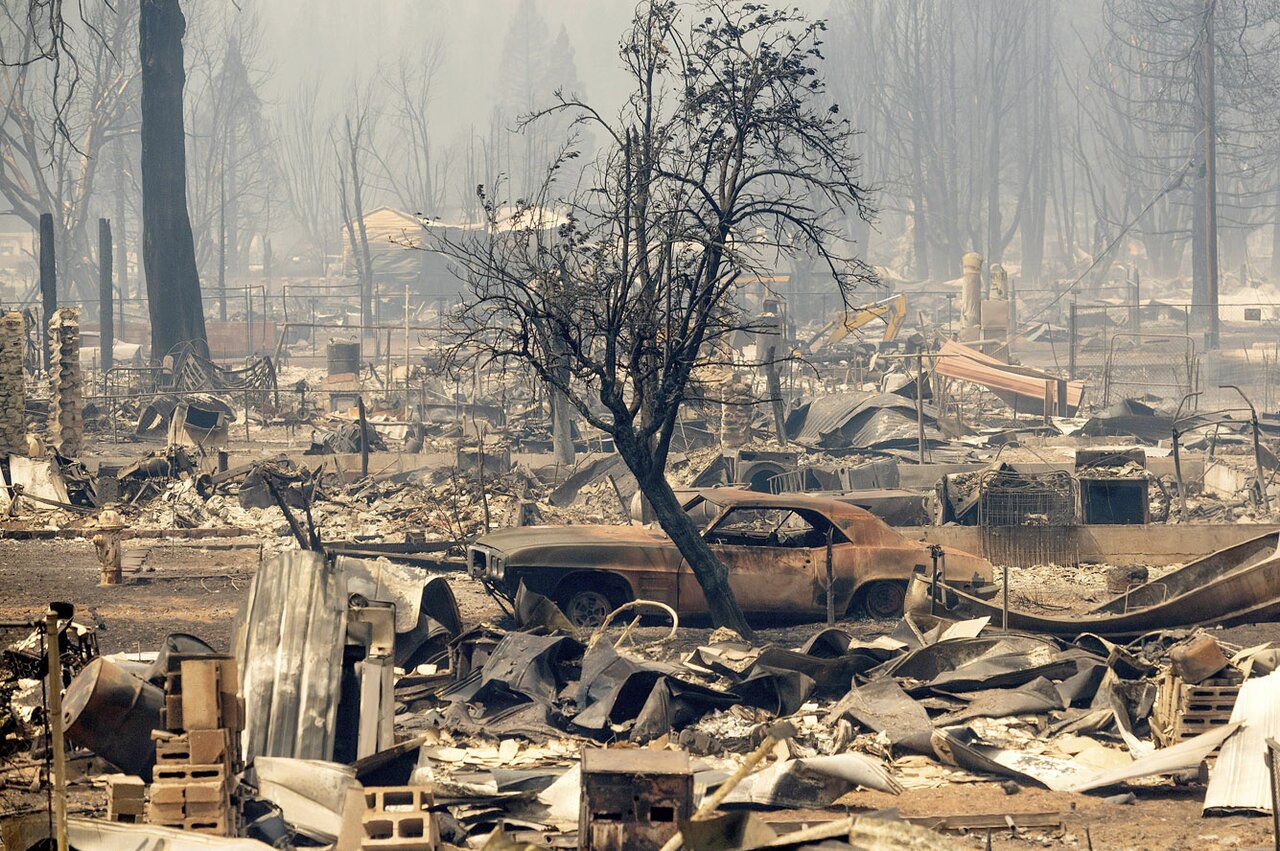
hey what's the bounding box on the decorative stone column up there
[720,373,754,450]
[0,311,25,455]
[49,307,83,457]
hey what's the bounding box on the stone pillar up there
[720,373,754,449]
[0,312,26,455]
[49,307,83,457]
[961,251,983,341]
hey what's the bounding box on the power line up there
[1021,158,1195,329]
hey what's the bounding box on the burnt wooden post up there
[357,395,370,479]
[39,213,56,372]
[100,219,114,374]
[1068,301,1078,380]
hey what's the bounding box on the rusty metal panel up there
[935,339,1084,414]
[580,749,692,851]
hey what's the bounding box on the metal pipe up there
[1222,384,1269,511]
[46,607,68,851]
[825,525,835,625]
[1002,564,1009,633]
[915,352,926,464]
[1172,430,1188,520]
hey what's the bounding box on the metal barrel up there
[62,657,163,779]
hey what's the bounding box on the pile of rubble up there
[5,543,1280,851]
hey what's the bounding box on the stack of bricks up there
[105,775,145,823]
[146,656,244,836]
[48,307,83,457]
[0,311,24,455]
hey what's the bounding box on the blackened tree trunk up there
[140,0,209,362]
[616,428,754,639]
[39,213,56,372]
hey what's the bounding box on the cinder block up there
[188,728,236,767]
[360,787,438,849]
[109,797,146,815]
[183,780,227,807]
[154,734,192,765]
[105,775,146,797]
[184,812,232,836]
[147,783,186,806]
[152,763,228,790]
[145,800,187,824]
[179,657,239,731]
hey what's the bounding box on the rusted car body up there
[468,489,994,626]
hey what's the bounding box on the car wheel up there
[561,588,615,629]
[861,581,907,619]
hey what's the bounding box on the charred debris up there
[2,255,1280,850]
[7,0,1280,845]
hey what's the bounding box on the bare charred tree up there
[1088,0,1280,307]
[184,3,271,286]
[335,90,375,332]
[278,81,338,275]
[0,0,138,303]
[426,1,875,636]
[379,49,450,217]
[140,0,208,360]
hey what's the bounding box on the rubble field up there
[4,539,1280,849]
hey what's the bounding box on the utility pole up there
[1203,0,1220,349]
[915,351,927,464]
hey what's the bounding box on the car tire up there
[860,580,907,619]
[560,587,616,629]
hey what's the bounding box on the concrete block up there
[188,728,235,767]
[180,659,223,731]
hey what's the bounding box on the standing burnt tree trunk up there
[140,0,209,362]
[428,1,875,636]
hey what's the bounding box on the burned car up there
[468,489,993,627]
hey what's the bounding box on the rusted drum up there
[62,657,163,779]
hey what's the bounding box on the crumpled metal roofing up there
[785,391,943,450]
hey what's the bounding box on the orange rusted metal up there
[934,340,1085,415]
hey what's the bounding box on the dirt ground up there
[0,539,1276,850]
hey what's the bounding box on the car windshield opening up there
[704,506,848,548]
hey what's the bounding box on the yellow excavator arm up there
[805,293,907,354]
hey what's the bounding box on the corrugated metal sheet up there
[235,551,347,763]
[935,340,1084,415]
[234,552,462,763]
[1204,669,1280,813]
